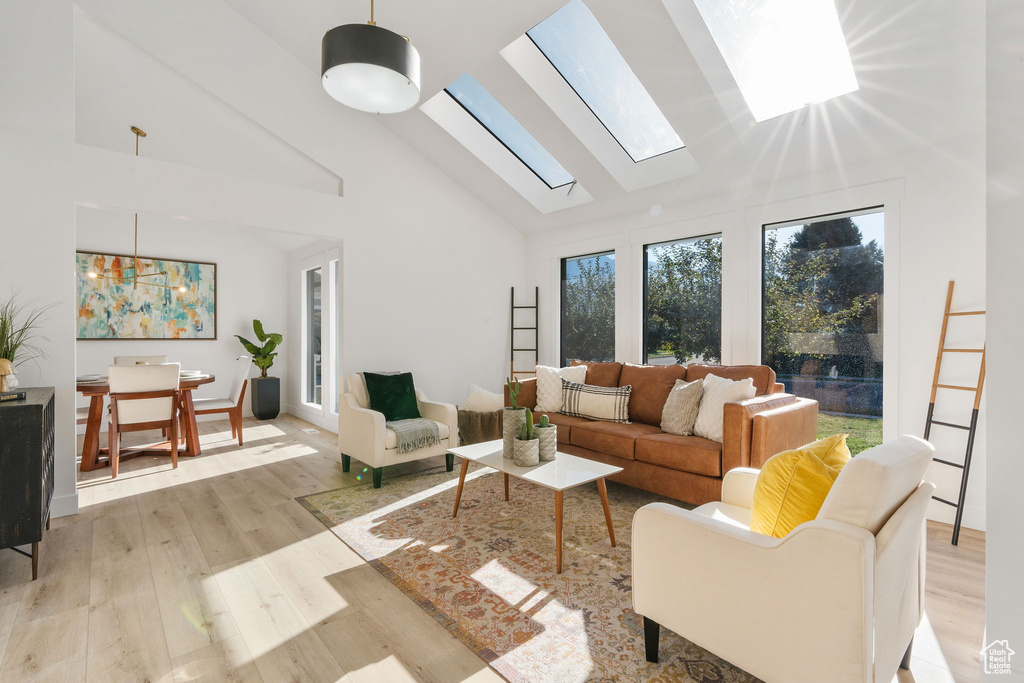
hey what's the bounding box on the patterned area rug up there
[298,464,759,683]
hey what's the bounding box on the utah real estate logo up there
[981,640,1015,675]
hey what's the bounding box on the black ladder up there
[924,280,986,546]
[510,286,539,380]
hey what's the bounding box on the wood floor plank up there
[170,634,264,683]
[212,556,345,683]
[220,490,280,533]
[148,535,240,660]
[136,487,195,544]
[314,609,429,683]
[271,499,364,575]
[0,605,89,683]
[178,483,258,568]
[15,517,93,626]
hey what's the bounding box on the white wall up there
[985,0,1024,676]
[526,133,988,530]
[74,206,300,419]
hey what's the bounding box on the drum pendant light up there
[321,0,421,114]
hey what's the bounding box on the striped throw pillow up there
[661,379,703,436]
[561,378,631,423]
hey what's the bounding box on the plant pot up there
[502,407,525,459]
[513,438,540,467]
[250,376,280,420]
[535,425,557,461]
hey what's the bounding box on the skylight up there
[693,0,858,122]
[445,74,574,189]
[527,0,684,163]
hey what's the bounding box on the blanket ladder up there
[924,280,985,546]
[510,286,539,380]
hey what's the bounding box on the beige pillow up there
[692,374,756,442]
[661,379,703,436]
[535,365,587,412]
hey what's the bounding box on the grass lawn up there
[817,413,884,454]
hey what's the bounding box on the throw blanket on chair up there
[387,418,440,454]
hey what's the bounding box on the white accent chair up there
[193,356,250,446]
[632,435,935,683]
[113,355,168,365]
[107,363,182,478]
[338,373,458,488]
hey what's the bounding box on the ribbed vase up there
[502,408,526,459]
[513,439,540,467]
[536,426,557,462]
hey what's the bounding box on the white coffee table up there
[448,439,624,573]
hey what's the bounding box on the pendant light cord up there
[368,0,376,26]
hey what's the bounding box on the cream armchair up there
[633,435,935,683]
[338,373,458,488]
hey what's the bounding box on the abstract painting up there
[76,251,217,339]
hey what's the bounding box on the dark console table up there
[0,387,54,580]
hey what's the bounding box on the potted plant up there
[514,408,540,467]
[535,414,557,462]
[235,319,283,420]
[0,294,52,392]
[503,377,526,459]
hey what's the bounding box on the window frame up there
[560,249,616,367]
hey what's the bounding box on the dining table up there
[77,373,216,472]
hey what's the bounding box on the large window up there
[644,234,722,365]
[763,208,884,452]
[561,251,615,366]
[304,267,322,406]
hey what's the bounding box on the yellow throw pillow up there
[749,434,852,538]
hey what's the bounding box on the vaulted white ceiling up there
[90,0,987,233]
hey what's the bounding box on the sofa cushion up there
[570,421,663,460]
[635,433,723,477]
[685,364,777,396]
[536,412,593,445]
[572,360,623,387]
[617,363,688,425]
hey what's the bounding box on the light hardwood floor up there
[0,415,985,682]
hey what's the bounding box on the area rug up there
[298,464,759,683]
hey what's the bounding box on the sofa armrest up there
[338,393,386,461]
[416,390,458,438]
[749,397,819,469]
[721,393,800,473]
[632,503,874,683]
[771,382,786,393]
[503,378,537,410]
[721,468,760,509]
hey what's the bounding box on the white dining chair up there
[193,356,251,446]
[107,363,181,478]
[113,355,168,365]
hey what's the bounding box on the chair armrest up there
[416,390,458,435]
[721,468,760,509]
[750,397,819,469]
[338,393,386,460]
[632,503,874,683]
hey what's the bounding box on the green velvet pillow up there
[363,372,420,422]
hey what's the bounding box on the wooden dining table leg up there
[597,478,616,547]
[181,389,201,456]
[79,394,106,472]
[555,490,564,574]
[452,458,469,518]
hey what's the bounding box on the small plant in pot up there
[502,377,526,459]
[235,319,283,420]
[534,414,557,462]
[514,408,540,467]
[0,293,54,392]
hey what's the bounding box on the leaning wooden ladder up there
[510,286,539,380]
[924,281,986,546]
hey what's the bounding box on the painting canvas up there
[76,251,217,339]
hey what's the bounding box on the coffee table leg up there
[597,478,616,547]
[555,490,564,574]
[504,473,510,501]
[452,458,469,518]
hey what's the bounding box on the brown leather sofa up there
[504,362,819,505]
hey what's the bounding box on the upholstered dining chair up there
[107,363,181,478]
[193,356,251,446]
[632,435,935,683]
[114,355,168,365]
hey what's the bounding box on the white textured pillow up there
[535,364,588,412]
[693,374,756,442]
[463,383,503,412]
[661,379,703,436]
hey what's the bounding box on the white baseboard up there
[50,492,80,518]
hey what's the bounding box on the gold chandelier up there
[86,126,186,294]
